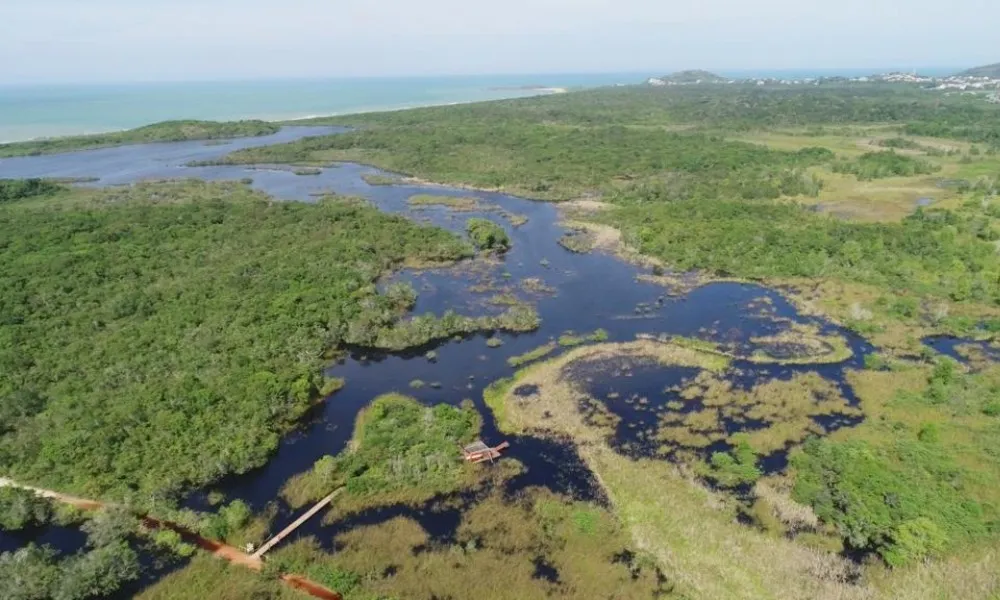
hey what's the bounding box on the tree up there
[80,507,138,548]
[0,487,52,531]
[53,541,140,600]
[0,545,59,600]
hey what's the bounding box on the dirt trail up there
[0,477,341,600]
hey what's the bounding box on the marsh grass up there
[557,229,597,253]
[507,341,559,367]
[361,173,403,185]
[484,346,875,599]
[520,277,556,294]
[135,554,300,600]
[407,194,483,211]
[323,488,670,600]
[749,322,854,364]
[661,323,852,366]
[672,371,859,455]
[557,328,610,347]
[477,341,1000,598]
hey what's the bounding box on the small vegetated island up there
[2,66,1000,600]
[0,119,281,157]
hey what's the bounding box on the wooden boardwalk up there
[252,487,344,559]
[0,477,341,599]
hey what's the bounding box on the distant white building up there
[647,78,666,87]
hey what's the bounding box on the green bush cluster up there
[298,394,480,500]
[466,218,511,252]
[0,178,63,203]
[347,305,540,350]
[708,437,761,487]
[832,151,940,180]
[791,437,986,566]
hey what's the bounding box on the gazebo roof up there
[463,440,491,454]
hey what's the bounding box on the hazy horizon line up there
[0,64,976,88]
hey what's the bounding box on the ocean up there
[0,73,643,143]
[0,68,962,143]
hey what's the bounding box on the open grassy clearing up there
[775,278,1000,356]
[732,129,999,221]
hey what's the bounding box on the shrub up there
[466,218,510,253]
[708,437,761,487]
[832,151,939,180]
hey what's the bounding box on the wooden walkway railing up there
[252,487,344,559]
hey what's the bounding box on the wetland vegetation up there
[3,79,1000,600]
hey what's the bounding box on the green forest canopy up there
[0,180,472,500]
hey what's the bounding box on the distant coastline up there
[0,74,630,143]
[0,69,968,143]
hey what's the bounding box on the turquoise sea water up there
[0,68,961,143]
[0,73,643,143]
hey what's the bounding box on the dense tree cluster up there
[303,83,1000,143]
[605,197,1000,304]
[214,123,833,200]
[0,499,142,600]
[832,150,940,180]
[0,181,472,499]
[0,487,52,530]
[286,394,481,504]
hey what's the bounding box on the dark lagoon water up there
[0,126,896,587]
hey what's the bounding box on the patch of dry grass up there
[407,194,485,211]
[730,130,991,222]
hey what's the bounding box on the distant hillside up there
[664,70,729,83]
[648,70,729,85]
[956,63,1000,77]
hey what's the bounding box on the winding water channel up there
[1,126,883,592]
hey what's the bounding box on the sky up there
[1,0,998,84]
